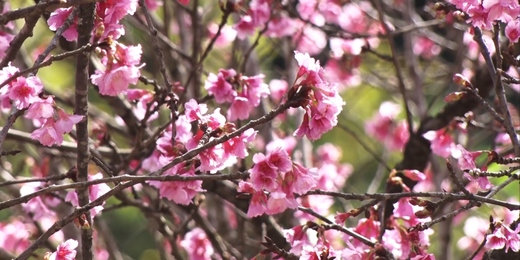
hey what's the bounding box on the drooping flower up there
[30,119,63,147]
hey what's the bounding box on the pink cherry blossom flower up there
[48,8,77,41]
[25,97,55,119]
[423,129,456,158]
[91,44,143,96]
[411,254,436,260]
[242,74,270,107]
[466,5,493,30]
[292,52,345,140]
[204,69,237,103]
[30,119,63,147]
[47,239,78,260]
[149,163,204,205]
[266,147,293,173]
[227,96,250,121]
[222,128,257,159]
[487,221,520,252]
[482,0,520,23]
[55,109,83,134]
[9,76,44,109]
[180,228,214,260]
[99,0,138,25]
[184,99,208,122]
[19,182,56,220]
[91,64,141,96]
[266,14,298,38]
[234,0,270,39]
[505,19,520,43]
[451,144,482,170]
[207,24,237,48]
[284,163,318,195]
[0,220,31,255]
[250,153,279,191]
[294,25,328,55]
[237,181,268,217]
[265,191,298,215]
[283,224,311,255]
[413,36,441,59]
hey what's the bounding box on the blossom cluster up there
[0,65,83,146]
[146,99,257,205]
[448,0,520,42]
[48,1,144,97]
[204,69,270,121]
[238,146,318,217]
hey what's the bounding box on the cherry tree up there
[0,0,519,259]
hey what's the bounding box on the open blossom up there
[180,228,214,260]
[486,222,520,252]
[47,8,77,41]
[451,145,491,189]
[205,69,237,103]
[505,19,520,43]
[46,239,78,260]
[423,129,456,158]
[9,75,44,109]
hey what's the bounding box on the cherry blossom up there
[180,228,214,260]
[30,119,63,147]
[46,239,78,260]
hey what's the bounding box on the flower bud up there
[453,73,472,88]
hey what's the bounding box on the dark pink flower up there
[269,79,288,102]
[180,228,214,260]
[47,239,78,260]
[285,162,318,195]
[148,163,203,205]
[423,129,456,158]
[178,0,190,5]
[266,147,292,173]
[9,76,43,109]
[505,20,520,43]
[250,153,279,191]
